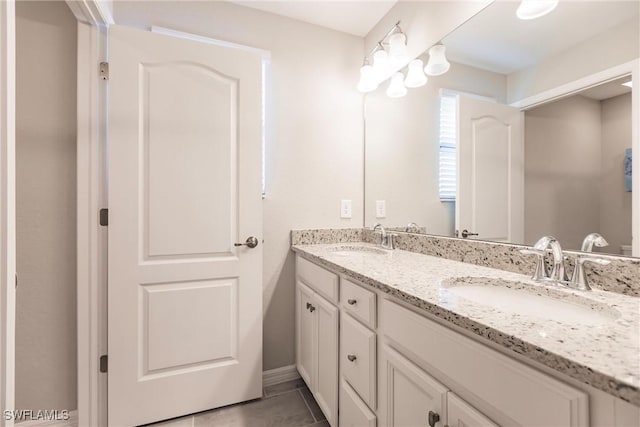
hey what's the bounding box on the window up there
[439,93,457,201]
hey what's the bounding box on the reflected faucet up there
[581,233,608,252]
[405,222,419,233]
[373,223,395,250]
[533,236,567,282]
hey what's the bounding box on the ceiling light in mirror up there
[516,0,559,20]
[404,59,427,88]
[357,64,378,93]
[425,44,451,76]
[386,72,407,98]
[388,32,409,68]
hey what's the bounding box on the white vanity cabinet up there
[295,257,339,427]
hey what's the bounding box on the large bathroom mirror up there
[364,0,639,257]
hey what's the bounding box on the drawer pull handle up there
[428,411,440,427]
[347,299,357,305]
[347,354,357,362]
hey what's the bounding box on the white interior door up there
[108,25,263,426]
[456,96,524,243]
[0,2,15,426]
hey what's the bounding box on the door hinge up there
[100,355,108,373]
[99,208,108,226]
[99,62,109,81]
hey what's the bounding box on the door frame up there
[510,59,640,257]
[0,1,16,426]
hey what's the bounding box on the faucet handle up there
[519,248,547,281]
[569,256,611,290]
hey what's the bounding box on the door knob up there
[234,236,259,248]
[461,229,479,239]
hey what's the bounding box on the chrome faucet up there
[405,222,419,233]
[372,223,395,250]
[569,255,611,291]
[533,236,567,282]
[581,233,608,252]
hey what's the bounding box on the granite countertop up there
[291,242,640,406]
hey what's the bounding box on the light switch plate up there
[376,200,386,218]
[341,199,352,218]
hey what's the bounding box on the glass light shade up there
[424,44,450,76]
[516,0,558,20]
[388,32,408,68]
[357,64,378,93]
[404,59,427,88]
[372,49,390,79]
[386,72,407,98]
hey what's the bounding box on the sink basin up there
[442,277,620,325]
[329,245,389,257]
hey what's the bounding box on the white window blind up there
[439,93,457,201]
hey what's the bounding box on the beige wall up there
[508,18,639,104]
[600,93,632,252]
[15,1,77,411]
[113,1,364,371]
[524,95,602,250]
[365,62,506,234]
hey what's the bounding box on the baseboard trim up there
[15,410,77,427]
[263,364,301,388]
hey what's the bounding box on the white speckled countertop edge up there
[291,243,640,406]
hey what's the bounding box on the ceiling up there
[443,1,640,75]
[228,1,397,37]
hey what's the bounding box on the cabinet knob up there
[428,411,440,427]
[306,302,311,310]
[347,299,357,305]
[309,305,316,312]
[347,354,357,362]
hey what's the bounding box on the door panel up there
[457,96,523,243]
[108,25,263,426]
[315,293,339,426]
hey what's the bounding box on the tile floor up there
[145,379,328,427]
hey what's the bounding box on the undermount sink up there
[329,245,389,257]
[442,277,620,325]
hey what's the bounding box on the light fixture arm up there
[364,21,405,60]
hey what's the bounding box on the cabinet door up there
[379,345,448,427]
[447,392,498,427]
[296,280,316,388]
[315,292,339,427]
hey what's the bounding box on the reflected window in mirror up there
[439,92,457,201]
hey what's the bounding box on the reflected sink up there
[442,277,620,325]
[329,245,389,257]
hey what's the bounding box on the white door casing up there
[0,1,15,426]
[108,25,263,426]
[456,96,524,243]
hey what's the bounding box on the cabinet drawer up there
[341,313,376,409]
[341,278,376,329]
[340,380,376,427]
[381,299,588,427]
[296,256,339,304]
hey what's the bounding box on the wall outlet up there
[341,199,352,218]
[376,200,386,218]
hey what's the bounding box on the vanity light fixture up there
[387,72,408,98]
[357,22,408,94]
[516,0,559,20]
[404,59,427,88]
[424,44,450,76]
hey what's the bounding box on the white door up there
[447,393,498,427]
[0,2,15,426]
[456,96,524,243]
[108,25,263,426]
[378,345,448,427]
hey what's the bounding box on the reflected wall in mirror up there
[364,0,639,257]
